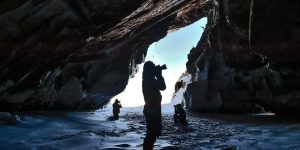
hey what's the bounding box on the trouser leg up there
[113,112,119,119]
[143,105,161,149]
[143,133,156,150]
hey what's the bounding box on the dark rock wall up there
[185,0,300,115]
[0,0,209,112]
[0,0,148,112]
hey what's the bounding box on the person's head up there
[143,61,156,79]
[115,99,119,102]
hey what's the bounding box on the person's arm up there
[156,72,166,91]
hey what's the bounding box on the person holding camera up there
[142,61,166,150]
[112,99,122,119]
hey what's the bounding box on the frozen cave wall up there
[0,0,210,112]
[1,0,300,116]
[185,0,300,115]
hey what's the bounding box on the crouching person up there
[174,104,187,125]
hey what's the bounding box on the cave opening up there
[111,18,207,107]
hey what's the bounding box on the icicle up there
[212,0,219,27]
[249,0,254,53]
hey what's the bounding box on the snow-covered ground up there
[2,73,300,150]
[1,101,300,150]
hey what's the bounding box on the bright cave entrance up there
[111,18,207,108]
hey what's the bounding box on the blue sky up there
[113,18,207,107]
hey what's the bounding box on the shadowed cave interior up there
[1,0,300,115]
[1,0,300,149]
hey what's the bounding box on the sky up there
[112,18,207,107]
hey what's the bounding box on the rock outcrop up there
[1,0,300,115]
[185,0,300,115]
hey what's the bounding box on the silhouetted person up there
[173,104,187,125]
[112,99,122,119]
[142,61,166,150]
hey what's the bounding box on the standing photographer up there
[142,61,166,150]
[112,99,122,119]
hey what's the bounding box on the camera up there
[156,64,167,70]
[154,64,167,75]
